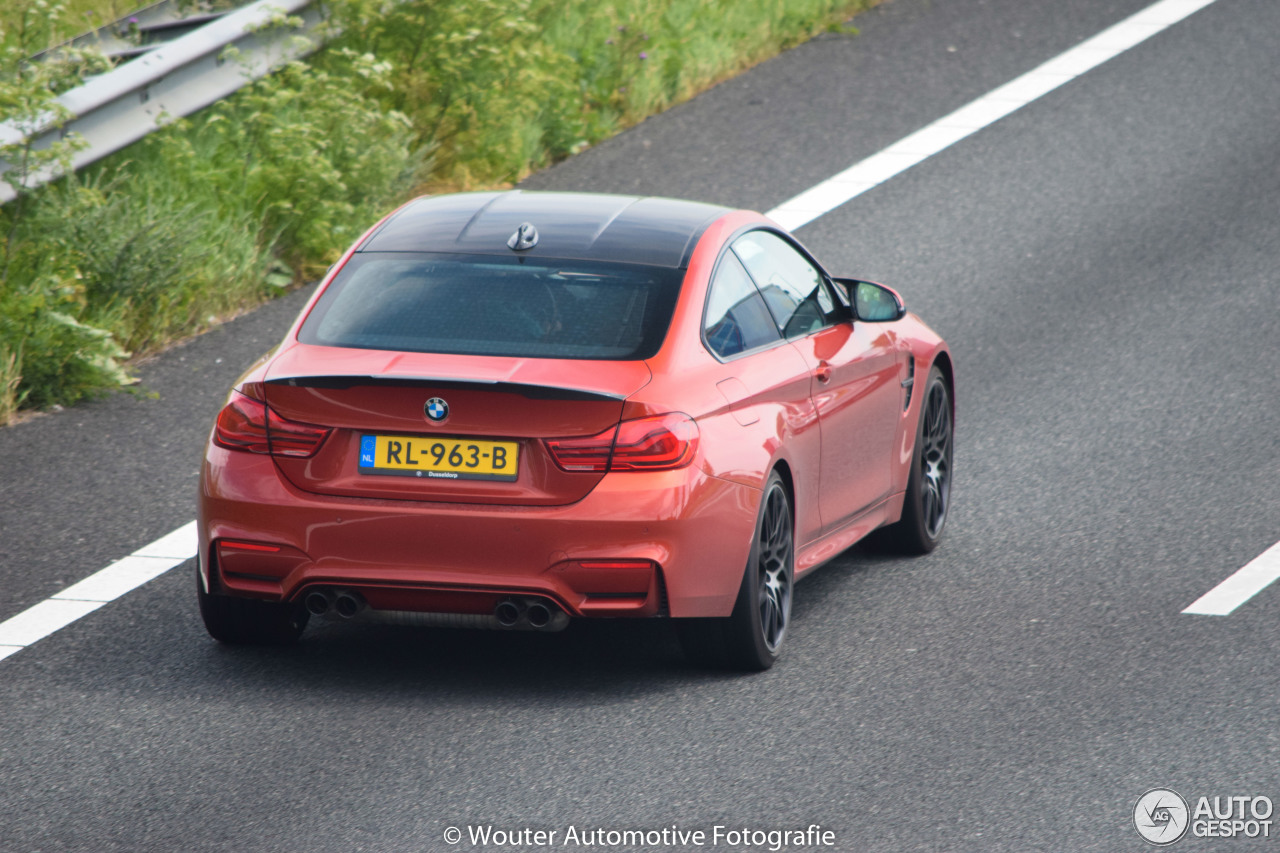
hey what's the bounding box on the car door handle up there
[814,362,832,383]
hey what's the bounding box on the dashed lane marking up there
[0,522,196,661]
[1183,543,1280,616]
[765,0,1220,229]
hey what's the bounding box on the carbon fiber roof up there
[359,191,732,268]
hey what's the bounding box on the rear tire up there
[875,366,953,554]
[678,471,794,671]
[197,560,308,645]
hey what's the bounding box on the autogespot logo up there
[1135,789,1190,846]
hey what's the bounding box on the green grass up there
[1,0,878,423]
[328,0,878,189]
[1,45,417,418]
[2,0,142,58]
[0,0,243,56]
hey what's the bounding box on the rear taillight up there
[610,414,699,470]
[266,406,331,457]
[213,392,270,453]
[543,426,615,472]
[213,390,330,458]
[544,413,698,473]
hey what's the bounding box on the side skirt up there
[794,492,906,578]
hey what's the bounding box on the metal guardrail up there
[0,0,327,204]
[27,0,215,66]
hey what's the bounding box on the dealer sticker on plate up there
[359,434,519,481]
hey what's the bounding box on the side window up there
[732,231,838,338]
[703,253,782,358]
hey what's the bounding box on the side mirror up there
[834,278,906,322]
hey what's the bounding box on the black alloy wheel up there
[876,365,953,554]
[197,559,309,645]
[753,479,793,655]
[919,374,952,539]
[678,471,794,671]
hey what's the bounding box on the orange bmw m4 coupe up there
[198,191,953,669]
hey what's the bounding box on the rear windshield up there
[298,252,683,360]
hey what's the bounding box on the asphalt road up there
[3,0,1279,850]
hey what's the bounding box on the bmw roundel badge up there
[425,397,449,422]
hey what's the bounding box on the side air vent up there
[902,357,915,411]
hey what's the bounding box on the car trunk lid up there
[262,344,651,505]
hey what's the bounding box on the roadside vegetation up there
[1,0,874,424]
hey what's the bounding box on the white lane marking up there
[0,0,1228,664]
[1183,543,1280,616]
[765,0,1220,230]
[0,522,196,660]
[133,523,199,559]
[53,555,190,603]
[0,599,106,647]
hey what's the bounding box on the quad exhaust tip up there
[495,597,567,632]
[527,601,553,629]
[334,590,366,619]
[304,589,334,616]
[303,588,366,618]
[301,588,566,631]
[494,599,523,627]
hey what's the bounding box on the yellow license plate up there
[358,434,519,481]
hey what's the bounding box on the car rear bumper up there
[198,446,760,619]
